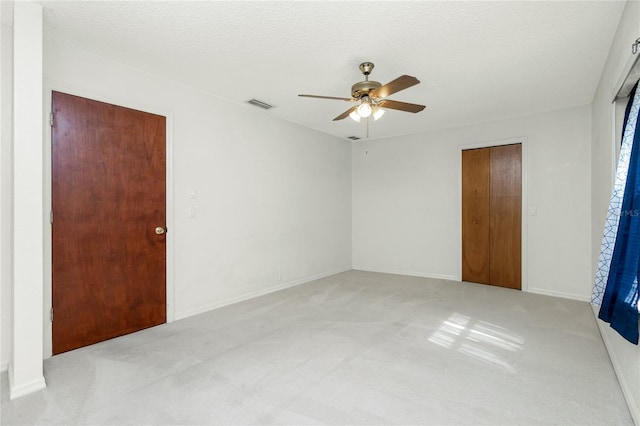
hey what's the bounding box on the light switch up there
[529,207,538,216]
[188,207,196,218]
[189,189,197,199]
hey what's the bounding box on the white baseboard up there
[351,266,457,282]
[352,270,590,303]
[527,287,591,302]
[8,367,46,400]
[175,266,352,321]
[592,305,640,425]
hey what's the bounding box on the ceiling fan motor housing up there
[351,80,382,99]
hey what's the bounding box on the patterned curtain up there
[592,82,640,344]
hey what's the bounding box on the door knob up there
[155,226,166,235]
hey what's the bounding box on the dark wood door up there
[52,91,166,354]
[461,144,521,289]
[462,148,491,284]
[489,144,522,289]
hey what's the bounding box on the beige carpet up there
[1,270,633,425]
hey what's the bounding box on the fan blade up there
[371,75,420,99]
[378,99,425,113]
[333,106,357,121]
[299,94,355,102]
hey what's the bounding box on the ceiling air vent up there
[247,99,273,110]
[347,136,361,140]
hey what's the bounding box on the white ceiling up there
[40,1,625,140]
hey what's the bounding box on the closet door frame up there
[457,137,528,292]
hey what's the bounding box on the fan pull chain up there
[366,117,370,139]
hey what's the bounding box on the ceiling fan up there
[299,62,426,122]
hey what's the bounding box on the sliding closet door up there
[461,144,521,289]
[489,144,522,289]
[462,148,491,284]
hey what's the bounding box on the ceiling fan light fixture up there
[349,111,361,122]
[357,99,372,118]
[373,107,385,121]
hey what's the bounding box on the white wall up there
[43,42,353,321]
[0,39,352,368]
[10,0,46,399]
[0,1,14,373]
[353,105,592,301]
[591,1,640,423]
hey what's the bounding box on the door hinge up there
[49,113,54,127]
[50,210,53,224]
[633,38,640,55]
[50,308,54,322]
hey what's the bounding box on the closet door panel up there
[462,148,491,284]
[489,144,522,289]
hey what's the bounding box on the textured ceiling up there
[40,1,625,140]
